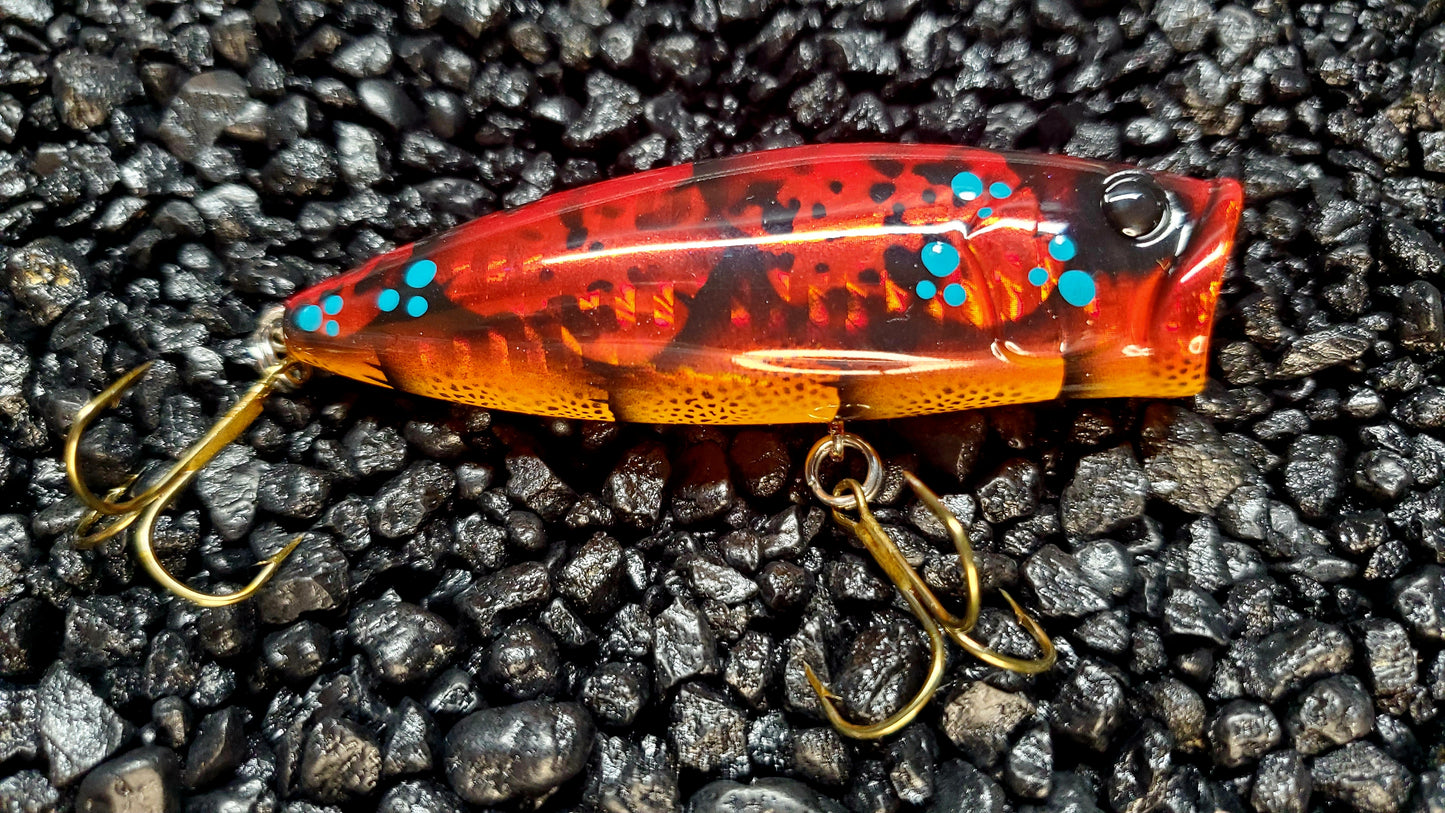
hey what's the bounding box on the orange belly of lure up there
[282,143,1243,423]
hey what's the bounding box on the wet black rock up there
[1360,619,1417,698]
[1252,750,1311,813]
[261,139,338,197]
[75,747,180,813]
[1382,217,1445,279]
[977,458,1043,524]
[1142,406,1248,514]
[940,682,1034,768]
[582,661,651,728]
[1286,675,1374,755]
[758,561,813,612]
[443,701,593,805]
[262,619,331,682]
[603,441,669,526]
[830,612,929,725]
[149,697,191,750]
[1206,700,1280,768]
[791,727,851,787]
[377,779,466,813]
[382,698,437,778]
[930,759,1007,813]
[1275,325,1373,379]
[1061,446,1147,538]
[559,534,625,615]
[256,537,350,625]
[1051,661,1126,752]
[1394,386,1445,431]
[585,733,680,813]
[483,621,562,699]
[181,707,245,789]
[38,664,128,785]
[1282,435,1345,518]
[297,716,381,803]
[1005,723,1053,800]
[349,593,457,684]
[1398,280,1445,352]
[0,0,50,24]
[690,777,847,813]
[723,630,772,708]
[1106,720,1170,813]
[1311,741,1412,813]
[52,54,140,131]
[372,461,456,538]
[1390,566,1445,640]
[669,683,748,777]
[1023,545,1111,617]
[6,237,92,326]
[505,453,577,520]
[564,73,642,148]
[653,599,717,691]
[456,560,550,636]
[0,771,59,812]
[158,72,251,161]
[690,558,758,604]
[1245,620,1354,702]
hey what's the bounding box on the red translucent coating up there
[284,143,1242,424]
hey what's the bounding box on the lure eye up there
[1101,172,1169,240]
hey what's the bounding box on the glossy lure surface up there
[68,143,1243,736]
[282,143,1243,424]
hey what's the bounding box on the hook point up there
[265,534,305,566]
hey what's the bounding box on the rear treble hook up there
[64,322,309,606]
[803,431,1056,739]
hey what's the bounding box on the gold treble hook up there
[65,358,307,606]
[803,436,1056,739]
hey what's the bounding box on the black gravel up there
[2,1,1445,811]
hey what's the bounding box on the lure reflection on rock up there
[283,143,1242,424]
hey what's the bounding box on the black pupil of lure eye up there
[1101,175,1167,239]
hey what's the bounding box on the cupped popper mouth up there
[1151,176,1245,377]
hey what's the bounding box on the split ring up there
[805,432,884,509]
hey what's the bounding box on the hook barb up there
[66,359,307,606]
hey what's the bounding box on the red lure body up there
[282,143,1243,423]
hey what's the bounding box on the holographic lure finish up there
[282,143,1243,424]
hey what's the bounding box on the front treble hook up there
[65,347,309,607]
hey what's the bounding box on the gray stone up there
[1061,446,1147,538]
[38,664,128,785]
[75,747,180,813]
[349,593,456,684]
[444,701,593,805]
[670,683,748,777]
[1311,742,1412,813]
[689,777,847,813]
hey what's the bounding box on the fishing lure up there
[67,143,1243,738]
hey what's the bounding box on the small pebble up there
[444,701,593,805]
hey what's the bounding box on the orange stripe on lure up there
[282,143,1243,425]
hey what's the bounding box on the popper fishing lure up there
[68,143,1243,737]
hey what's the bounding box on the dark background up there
[1,0,1443,811]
